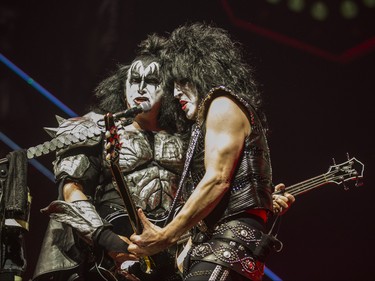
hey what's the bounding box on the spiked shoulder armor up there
[51,112,104,156]
[51,112,104,182]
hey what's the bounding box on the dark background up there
[1,0,374,280]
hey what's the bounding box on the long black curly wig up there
[161,22,268,130]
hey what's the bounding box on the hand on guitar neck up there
[272,183,295,215]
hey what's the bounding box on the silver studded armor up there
[41,200,105,245]
[33,112,186,280]
[102,124,185,220]
[51,112,186,221]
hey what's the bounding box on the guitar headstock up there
[104,113,122,163]
[326,156,364,189]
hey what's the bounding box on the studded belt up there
[190,219,265,280]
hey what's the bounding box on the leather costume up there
[33,112,186,281]
[183,86,274,280]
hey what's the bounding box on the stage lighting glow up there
[311,1,329,21]
[287,0,305,12]
[341,0,358,19]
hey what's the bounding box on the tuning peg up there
[346,152,351,161]
[332,157,337,166]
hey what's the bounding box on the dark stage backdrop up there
[1,1,374,280]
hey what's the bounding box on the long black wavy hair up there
[91,33,191,133]
[161,22,268,130]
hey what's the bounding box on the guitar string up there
[284,174,337,196]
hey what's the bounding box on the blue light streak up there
[0,53,78,117]
[265,266,283,281]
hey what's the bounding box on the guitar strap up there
[163,124,201,227]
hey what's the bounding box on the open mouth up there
[134,97,149,104]
[180,100,188,110]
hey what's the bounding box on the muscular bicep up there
[204,96,250,182]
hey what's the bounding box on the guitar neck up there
[284,173,332,197]
[110,161,142,234]
[281,156,364,197]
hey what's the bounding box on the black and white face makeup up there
[125,60,161,108]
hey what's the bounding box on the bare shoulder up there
[208,96,239,115]
[208,96,249,127]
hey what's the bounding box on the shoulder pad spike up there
[55,115,67,125]
[43,127,58,138]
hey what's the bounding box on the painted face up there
[125,60,161,108]
[173,81,198,120]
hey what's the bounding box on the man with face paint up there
[32,34,190,281]
[126,60,161,106]
[128,23,295,281]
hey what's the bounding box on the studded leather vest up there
[184,87,273,228]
